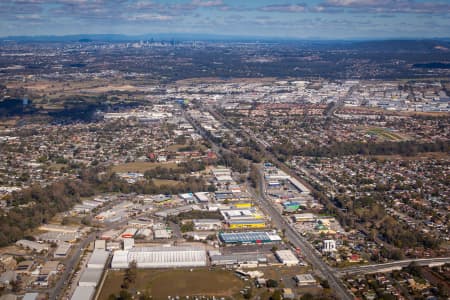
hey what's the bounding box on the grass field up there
[152,179,180,187]
[372,152,449,161]
[112,162,179,173]
[98,268,246,300]
[366,127,404,141]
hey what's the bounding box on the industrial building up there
[219,231,282,245]
[153,229,171,239]
[123,238,134,250]
[210,253,267,266]
[38,224,79,233]
[287,177,311,194]
[16,240,49,253]
[71,286,95,300]
[94,240,106,250]
[194,192,210,203]
[292,213,316,223]
[111,246,207,269]
[78,268,103,287]
[294,274,317,286]
[228,219,266,229]
[193,219,222,231]
[154,205,194,218]
[53,243,71,258]
[121,228,137,239]
[275,250,299,266]
[87,249,109,269]
[37,231,79,243]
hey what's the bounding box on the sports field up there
[98,268,246,300]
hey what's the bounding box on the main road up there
[184,106,353,300]
[336,257,450,276]
[252,165,354,300]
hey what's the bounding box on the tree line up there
[270,140,449,159]
[0,165,214,247]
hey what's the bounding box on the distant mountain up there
[352,39,450,52]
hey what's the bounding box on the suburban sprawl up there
[0,40,449,300]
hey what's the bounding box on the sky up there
[0,0,449,39]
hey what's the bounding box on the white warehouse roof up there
[111,246,207,269]
[275,250,299,266]
[71,286,95,300]
[87,249,109,269]
[79,268,103,287]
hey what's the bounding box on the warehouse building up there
[78,268,103,287]
[123,238,135,250]
[94,240,106,250]
[193,219,222,231]
[54,243,71,258]
[16,240,49,253]
[153,229,171,239]
[219,231,282,245]
[194,192,210,203]
[228,219,266,229]
[87,249,109,269]
[111,246,207,269]
[121,228,137,239]
[37,231,79,243]
[275,250,299,266]
[288,177,311,194]
[294,274,317,287]
[210,253,267,266]
[38,224,79,233]
[292,213,316,223]
[71,286,95,300]
[154,205,194,218]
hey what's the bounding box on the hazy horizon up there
[1,0,449,39]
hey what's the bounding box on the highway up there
[253,165,354,300]
[186,105,450,299]
[185,107,354,299]
[336,257,450,276]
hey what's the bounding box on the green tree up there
[267,279,279,288]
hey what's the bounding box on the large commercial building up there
[16,240,49,253]
[210,253,268,266]
[218,231,282,245]
[54,242,71,258]
[228,219,266,229]
[87,249,109,269]
[275,250,299,266]
[71,286,95,300]
[78,268,103,287]
[193,219,222,231]
[294,274,317,287]
[111,246,207,269]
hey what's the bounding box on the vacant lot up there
[112,162,179,173]
[98,268,246,300]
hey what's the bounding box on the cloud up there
[259,3,307,13]
[191,0,224,7]
[318,0,450,14]
[126,13,175,21]
[15,14,42,20]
